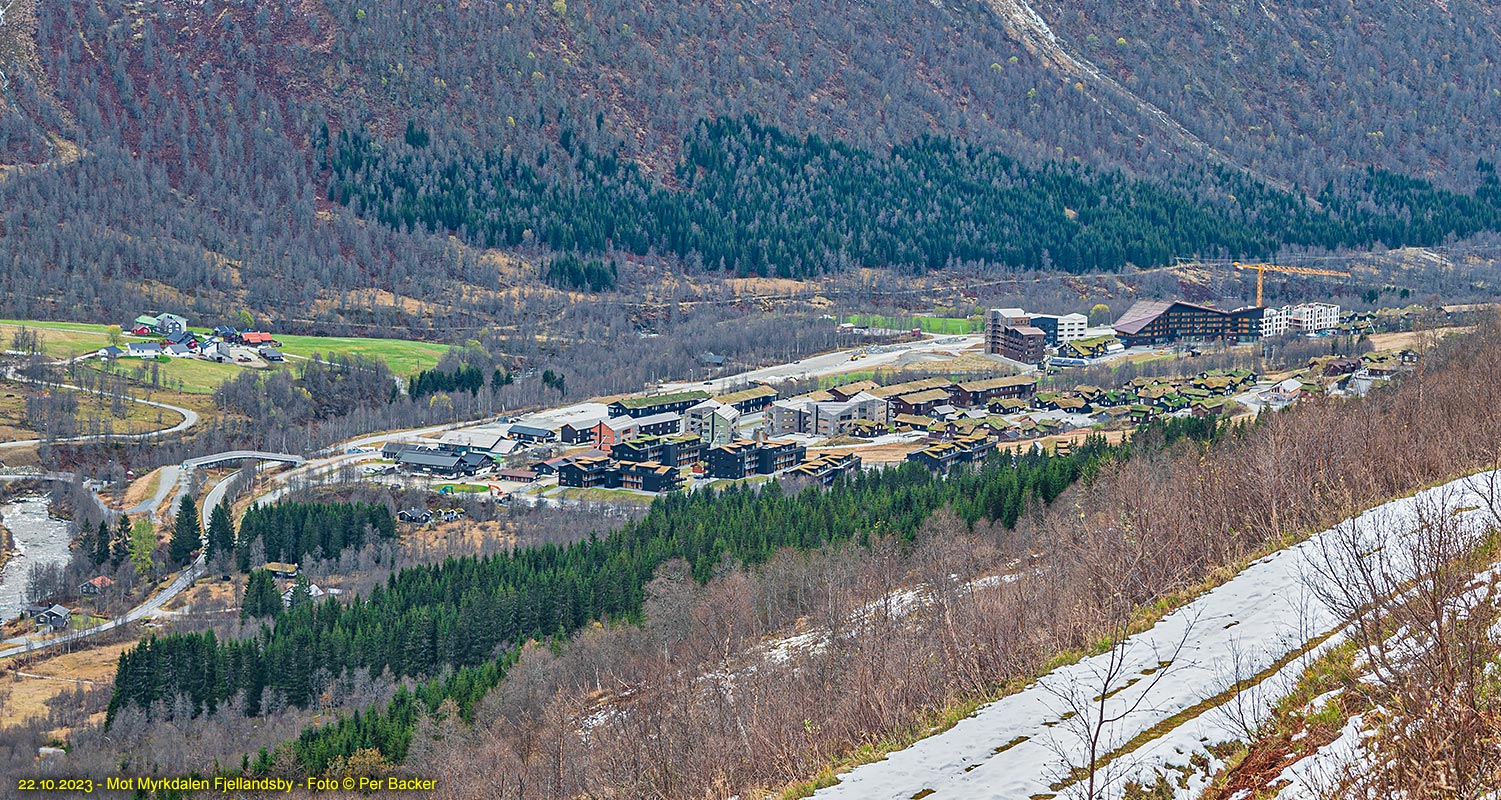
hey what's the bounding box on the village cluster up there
[373,334,1417,502]
[93,312,285,364]
[982,299,1346,366]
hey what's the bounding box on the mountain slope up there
[0,0,1497,319]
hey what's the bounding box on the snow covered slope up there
[813,471,1501,800]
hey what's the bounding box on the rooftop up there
[714,385,778,404]
[897,388,951,404]
[1111,300,1175,335]
[869,377,952,398]
[613,390,711,409]
[957,375,1036,392]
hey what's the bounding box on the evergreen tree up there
[169,495,202,567]
[93,520,111,566]
[206,503,236,565]
[112,514,132,567]
[288,575,313,611]
[241,570,282,620]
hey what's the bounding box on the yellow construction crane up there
[1232,261,1351,307]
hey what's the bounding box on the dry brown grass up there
[808,440,928,464]
[0,641,133,728]
[1367,325,1472,352]
[117,467,166,511]
[405,519,519,552]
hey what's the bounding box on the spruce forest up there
[106,432,1148,769]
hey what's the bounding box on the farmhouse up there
[79,575,114,595]
[127,342,162,358]
[281,583,333,608]
[201,341,231,362]
[157,313,189,335]
[31,604,71,632]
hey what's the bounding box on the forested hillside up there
[0,0,1498,317]
[105,441,1122,769]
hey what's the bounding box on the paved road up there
[0,369,200,450]
[0,553,205,657]
[0,451,301,659]
[125,465,179,518]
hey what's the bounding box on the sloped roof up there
[896,388,950,404]
[613,390,710,409]
[398,449,463,468]
[1111,300,1174,335]
[957,375,1037,392]
[714,385,778,404]
[869,377,952,398]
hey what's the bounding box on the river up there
[0,495,73,623]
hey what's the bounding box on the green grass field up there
[845,314,983,334]
[89,357,255,394]
[0,319,450,394]
[434,483,493,494]
[274,333,447,377]
[818,370,879,389]
[0,321,120,359]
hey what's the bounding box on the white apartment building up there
[1288,302,1340,333]
[1260,305,1293,337]
[1056,313,1087,343]
[1260,302,1340,337]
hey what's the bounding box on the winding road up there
[0,365,200,451]
[0,451,301,659]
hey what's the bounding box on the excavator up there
[1231,261,1351,307]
